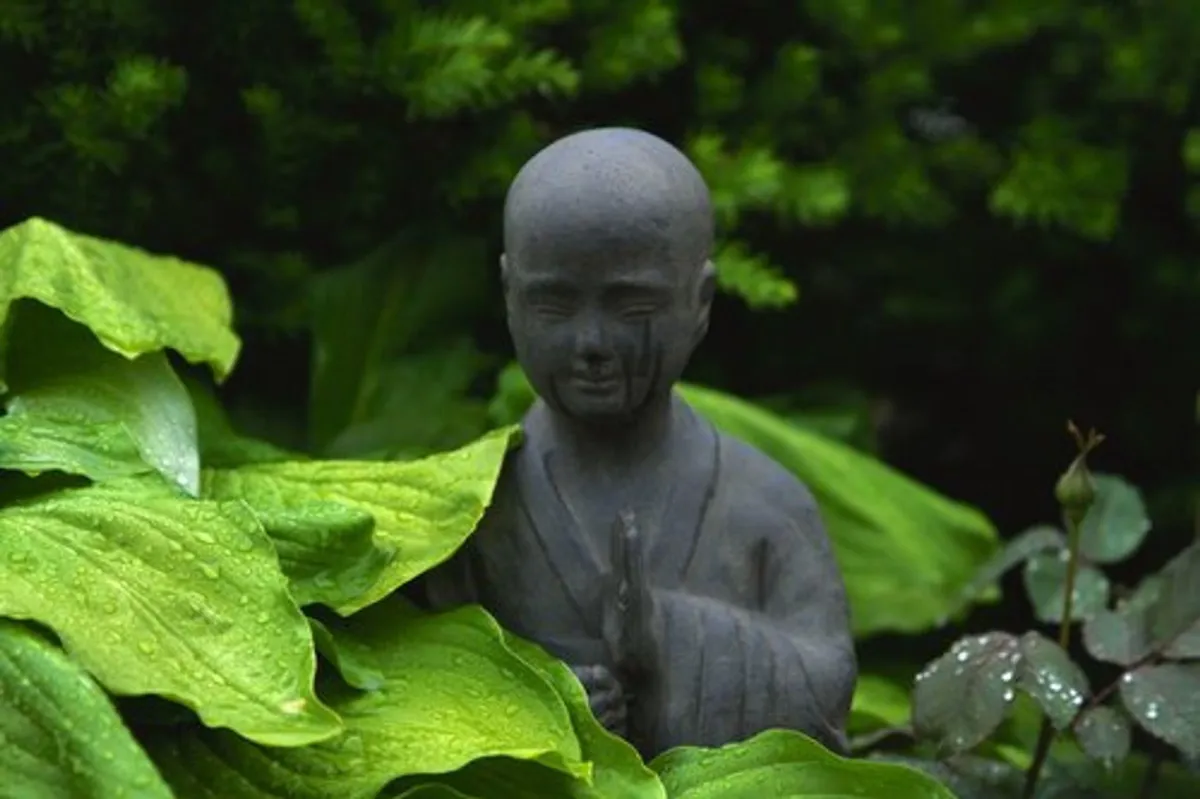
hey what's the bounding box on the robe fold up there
[419,400,856,758]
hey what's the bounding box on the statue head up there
[501,127,716,425]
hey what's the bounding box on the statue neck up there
[542,390,679,470]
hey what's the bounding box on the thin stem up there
[1022,510,1086,798]
[1138,751,1163,799]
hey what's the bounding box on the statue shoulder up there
[715,430,818,512]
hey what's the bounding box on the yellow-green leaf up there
[0,217,240,380]
[0,620,173,799]
[202,426,519,614]
[0,484,341,746]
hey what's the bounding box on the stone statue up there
[419,127,858,758]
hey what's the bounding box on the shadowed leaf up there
[1017,632,1090,729]
[912,632,1022,753]
[1074,705,1132,766]
[1119,663,1200,758]
[1023,553,1109,623]
[958,525,1065,607]
[1078,474,1152,564]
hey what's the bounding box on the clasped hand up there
[572,510,658,736]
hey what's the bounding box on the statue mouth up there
[570,375,620,394]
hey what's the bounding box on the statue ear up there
[693,259,717,344]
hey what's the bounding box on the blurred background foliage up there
[1,0,1196,672]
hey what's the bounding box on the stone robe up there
[418,397,857,758]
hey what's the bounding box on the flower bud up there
[1055,456,1096,526]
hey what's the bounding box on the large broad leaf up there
[1022,553,1110,623]
[1077,474,1152,565]
[202,426,519,614]
[678,384,999,635]
[145,600,593,798]
[0,302,201,495]
[485,363,999,636]
[0,620,173,798]
[650,728,957,798]
[912,632,1022,753]
[1082,542,1200,665]
[0,217,240,381]
[848,674,913,733]
[308,233,489,453]
[0,483,341,746]
[1119,663,1200,758]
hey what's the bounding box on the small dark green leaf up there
[1077,474,1152,564]
[1119,663,1200,758]
[1023,553,1109,623]
[1017,632,1090,729]
[958,525,1066,606]
[1074,705,1132,766]
[1146,543,1200,660]
[1082,610,1150,667]
[912,632,1022,753]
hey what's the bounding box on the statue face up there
[503,242,709,423]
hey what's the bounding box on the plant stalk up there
[1022,510,1085,798]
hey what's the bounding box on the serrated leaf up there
[0,484,341,746]
[650,728,957,798]
[145,600,592,798]
[0,217,240,381]
[1022,553,1109,623]
[0,620,173,798]
[1119,663,1200,758]
[0,302,200,494]
[1074,705,1132,766]
[203,426,518,614]
[958,525,1066,606]
[912,632,1022,753]
[1017,632,1089,729]
[1084,544,1200,665]
[1077,474,1152,564]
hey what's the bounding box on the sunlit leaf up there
[146,601,593,798]
[202,426,518,614]
[0,303,200,495]
[1016,632,1089,729]
[1119,663,1200,758]
[1022,553,1109,623]
[912,632,1022,753]
[0,483,341,746]
[0,217,239,381]
[1074,705,1132,766]
[1077,474,1152,564]
[0,620,173,798]
[651,729,957,798]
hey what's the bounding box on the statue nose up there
[575,313,611,362]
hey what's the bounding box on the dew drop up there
[199,563,220,579]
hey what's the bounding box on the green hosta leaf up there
[912,632,1022,753]
[308,233,488,452]
[189,379,298,469]
[679,384,999,636]
[958,525,1066,607]
[1119,663,1200,758]
[0,303,200,494]
[651,728,957,798]
[849,674,913,733]
[1016,632,1089,729]
[1077,474,1152,564]
[1022,553,1109,623]
[1074,705,1132,766]
[261,502,391,609]
[0,484,341,746]
[310,617,386,691]
[203,426,518,614]
[0,217,240,381]
[395,787,476,799]
[146,600,591,798]
[0,620,172,798]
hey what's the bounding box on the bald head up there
[503,127,714,271]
